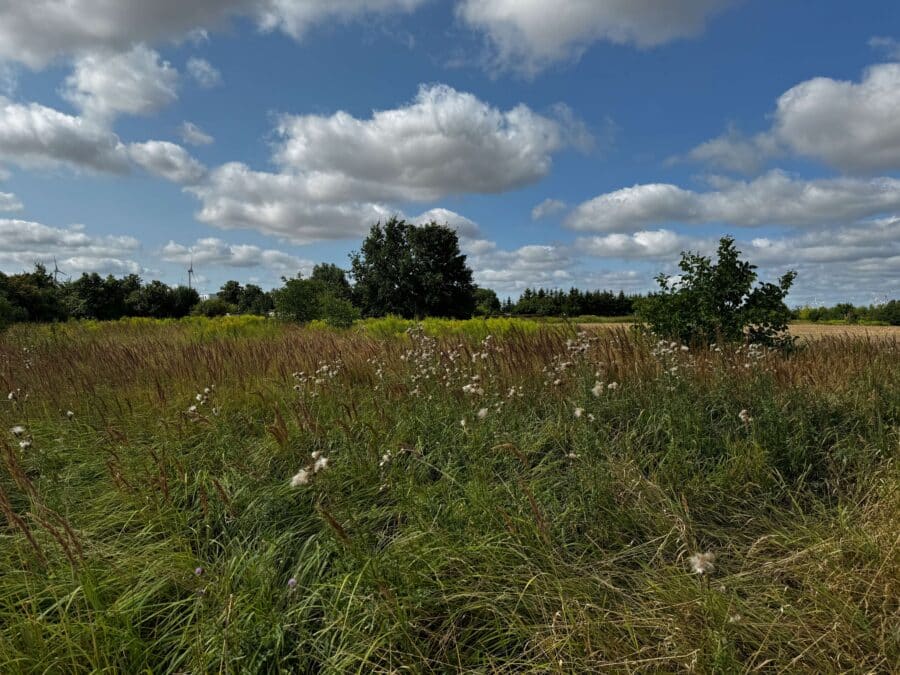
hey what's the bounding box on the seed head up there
[689,551,716,575]
[19,440,32,450]
[477,407,488,420]
[66,410,75,420]
[290,469,310,487]
[574,407,584,419]
[313,456,329,473]
[10,425,25,437]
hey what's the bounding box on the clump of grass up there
[0,319,897,671]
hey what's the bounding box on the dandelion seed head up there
[313,456,329,473]
[574,407,584,418]
[607,382,619,390]
[10,425,25,437]
[591,381,603,397]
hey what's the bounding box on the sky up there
[0,0,898,306]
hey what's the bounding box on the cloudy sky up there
[0,0,898,304]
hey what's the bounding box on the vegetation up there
[793,300,900,326]
[637,237,796,346]
[0,317,897,671]
[350,217,476,319]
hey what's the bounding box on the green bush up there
[192,297,235,317]
[637,236,796,347]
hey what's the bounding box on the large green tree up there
[350,218,476,319]
[637,236,796,346]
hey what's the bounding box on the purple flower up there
[287,577,297,589]
[194,567,204,576]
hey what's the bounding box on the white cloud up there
[685,124,781,174]
[411,208,481,239]
[187,162,396,243]
[0,219,141,275]
[688,63,900,174]
[457,0,734,75]
[0,1,428,69]
[189,85,585,242]
[0,98,129,173]
[128,141,206,184]
[161,237,312,274]
[186,57,222,88]
[62,45,179,123]
[567,171,900,232]
[531,198,567,220]
[273,84,588,202]
[869,36,900,60]
[179,122,214,146]
[576,229,688,259]
[772,63,900,174]
[464,238,575,292]
[0,192,23,212]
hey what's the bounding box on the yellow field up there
[579,321,900,340]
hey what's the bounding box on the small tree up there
[637,236,796,346]
[193,297,233,317]
[473,287,501,316]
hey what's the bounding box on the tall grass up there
[0,319,897,672]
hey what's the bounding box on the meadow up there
[0,317,897,672]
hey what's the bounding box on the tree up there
[237,284,273,315]
[193,297,233,317]
[171,286,200,317]
[273,277,325,323]
[127,280,177,318]
[636,236,796,346]
[0,265,67,322]
[473,287,501,316]
[218,280,243,306]
[350,217,476,318]
[310,264,352,301]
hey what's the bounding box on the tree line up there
[0,218,633,328]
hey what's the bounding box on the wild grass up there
[0,319,897,672]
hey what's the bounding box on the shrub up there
[637,236,796,347]
[192,298,235,317]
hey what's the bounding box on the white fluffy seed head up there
[10,425,25,437]
[313,456,329,473]
[290,469,310,487]
[477,407,488,420]
[689,552,716,575]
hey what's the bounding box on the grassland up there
[1,317,898,672]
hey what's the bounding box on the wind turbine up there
[188,253,195,291]
[52,257,69,283]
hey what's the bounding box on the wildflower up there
[689,551,716,575]
[290,469,310,487]
[460,418,467,428]
[574,407,584,419]
[7,391,16,401]
[66,410,74,420]
[196,393,204,402]
[566,452,579,460]
[19,440,32,450]
[591,381,603,397]
[739,409,753,425]
[587,413,596,422]
[10,425,25,437]
[607,382,619,390]
[680,345,690,352]
[379,451,392,468]
[187,405,197,413]
[203,387,211,395]
[477,407,488,420]
[287,577,297,589]
[311,450,322,460]
[313,456,329,473]
[194,567,204,576]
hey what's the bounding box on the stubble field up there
[1,317,898,672]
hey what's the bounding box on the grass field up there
[1,318,898,672]
[578,321,900,341]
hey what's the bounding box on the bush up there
[192,298,235,317]
[637,236,796,347]
[319,293,360,328]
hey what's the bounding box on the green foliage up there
[350,217,476,319]
[473,287,501,316]
[218,280,244,306]
[309,263,352,301]
[192,297,235,317]
[317,293,360,328]
[237,284,273,315]
[638,236,796,346]
[273,277,325,323]
[512,287,636,317]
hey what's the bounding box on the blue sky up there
[1,1,899,305]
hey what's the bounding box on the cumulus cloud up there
[189,85,584,242]
[411,208,481,239]
[463,238,575,292]
[186,57,222,88]
[62,45,179,123]
[869,36,900,60]
[566,170,900,232]
[688,63,900,174]
[160,237,312,274]
[457,0,735,75]
[127,141,207,184]
[179,122,214,146]
[0,98,129,173]
[273,84,589,202]
[531,198,567,220]
[576,229,688,259]
[187,162,396,243]
[0,191,23,212]
[0,219,141,274]
[0,1,427,68]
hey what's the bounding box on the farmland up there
[1,317,898,672]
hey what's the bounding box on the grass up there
[0,318,898,672]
